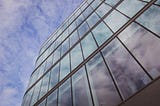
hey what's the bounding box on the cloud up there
[0,0,82,106]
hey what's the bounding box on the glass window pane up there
[72,66,93,106]
[45,54,53,71]
[39,72,50,99]
[38,99,46,106]
[69,21,77,34]
[81,33,97,58]
[78,22,89,38]
[58,79,72,106]
[86,53,121,106]
[60,54,70,80]
[53,46,61,63]
[104,10,129,32]
[102,39,151,99]
[71,44,83,70]
[105,0,120,6]
[70,30,79,47]
[90,0,101,9]
[155,0,160,5]
[76,14,84,26]
[87,12,100,28]
[118,23,160,78]
[61,38,69,56]
[47,90,57,106]
[92,22,113,46]
[38,62,46,79]
[117,0,146,17]
[31,81,42,105]
[83,6,93,18]
[136,5,160,35]
[49,63,59,90]
[23,88,34,106]
[96,3,112,17]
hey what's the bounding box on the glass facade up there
[22,0,160,106]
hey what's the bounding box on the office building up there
[22,0,160,106]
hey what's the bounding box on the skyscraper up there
[22,0,160,106]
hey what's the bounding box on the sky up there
[0,0,82,106]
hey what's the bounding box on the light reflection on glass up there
[72,66,93,106]
[118,23,160,78]
[86,53,121,106]
[102,39,151,99]
[58,79,72,106]
[136,5,160,35]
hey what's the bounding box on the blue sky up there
[0,0,82,106]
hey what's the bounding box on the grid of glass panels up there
[22,0,160,106]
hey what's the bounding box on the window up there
[83,5,93,18]
[104,10,129,32]
[71,44,83,70]
[87,12,100,28]
[49,63,59,90]
[47,90,57,106]
[92,22,113,46]
[90,0,101,9]
[60,54,70,80]
[39,72,50,99]
[58,79,72,106]
[86,53,121,106]
[69,30,79,47]
[118,23,160,78]
[61,38,69,56]
[78,21,89,38]
[96,3,112,17]
[136,5,160,35]
[72,66,93,106]
[81,33,97,58]
[76,14,84,26]
[105,0,120,6]
[53,45,61,64]
[102,39,151,99]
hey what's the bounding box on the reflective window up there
[53,46,61,64]
[102,39,151,99]
[72,66,93,106]
[38,99,46,106]
[54,37,62,49]
[81,2,88,11]
[38,61,46,79]
[76,14,84,26]
[92,22,113,46]
[23,88,34,106]
[86,53,121,106]
[49,63,59,90]
[78,21,89,38]
[83,6,93,18]
[87,12,100,28]
[58,79,72,106]
[61,38,69,56]
[136,5,160,35]
[104,10,129,32]
[118,23,160,78]
[117,0,146,17]
[49,42,55,54]
[69,21,77,34]
[45,54,53,71]
[61,29,68,42]
[155,0,160,5]
[30,80,42,105]
[81,33,97,58]
[105,0,120,6]
[69,14,75,24]
[39,72,50,99]
[96,3,112,17]
[71,44,83,70]
[60,54,70,80]
[70,30,79,47]
[90,0,101,9]
[47,90,57,106]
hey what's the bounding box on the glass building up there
[22,0,160,106]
